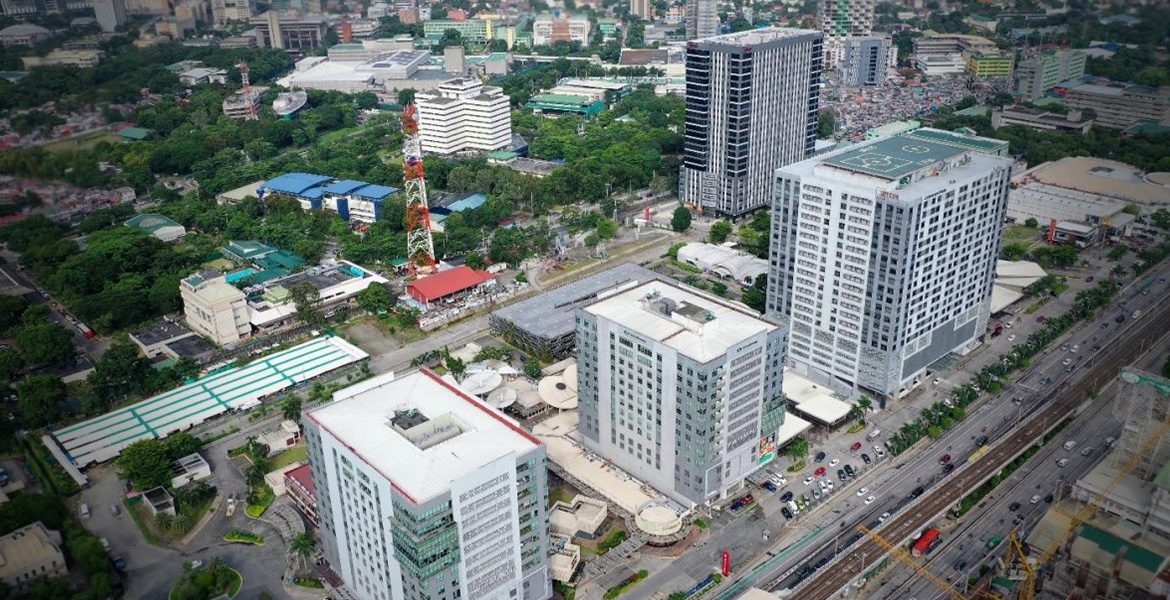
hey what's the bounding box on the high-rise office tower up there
[305,370,552,600]
[575,278,787,507]
[679,28,822,219]
[93,0,126,32]
[685,0,717,40]
[816,0,875,68]
[767,133,1012,401]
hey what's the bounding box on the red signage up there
[722,551,731,576]
[1048,219,1057,245]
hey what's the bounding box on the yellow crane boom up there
[857,525,1004,600]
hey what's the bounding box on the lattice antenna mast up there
[402,104,437,278]
[237,61,259,121]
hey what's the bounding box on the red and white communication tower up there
[402,104,436,277]
[236,61,260,121]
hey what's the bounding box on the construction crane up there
[401,104,436,278]
[857,526,1005,600]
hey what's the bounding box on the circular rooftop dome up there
[635,505,683,537]
[460,371,503,397]
[1145,172,1170,188]
[486,387,518,410]
[538,375,578,410]
[1,24,51,36]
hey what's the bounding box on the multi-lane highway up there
[786,272,1170,600]
[706,265,1170,600]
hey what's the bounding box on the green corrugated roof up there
[125,213,182,233]
[487,150,519,161]
[225,240,275,260]
[116,127,150,140]
[1125,120,1170,135]
[955,105,991,116]
[1080,524,1165,573]
[528,93,595,106]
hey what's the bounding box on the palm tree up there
[288,532,315,573]
[209,555,227,572]
[172,512,192,534]
[857,395,872,413]
[848,405,866,426]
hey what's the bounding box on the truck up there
[911,528,942,557]
[75,321,94,339]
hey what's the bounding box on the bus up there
[911,528,942,557]
[75,321,94,339]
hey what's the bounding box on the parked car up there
[1045,494,1054,503]
[803,476,814,485]
[1009,502,1020,511]
[861,453,872,465]
[79,504,90,519]
[844,464,855,478]
[828,458,839,467]
[763,482,778,493]
[812,488,822,500]
[878,512,891,523]
[781,507,794,520]
[856,487,870,497]
[975,436,989,447]
[815,467,827,477]
[874,446,886,459]
[838,469,847,482]
[780,491,794,503]
[910,486,924,498]
[815,451,826,462]
[109,504,119,517]
[942,463,956,475]
[850,442,862,453]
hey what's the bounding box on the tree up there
[66,534,109,577]
[1024,218,1039,228]
[1123,203,1141,216]
[445,353,466,381]
[595,218,618,240]
[288,532,315,572]
[1001,242,1029,261]
[88,338,151,401]
[784,437,809,462]
[281,396,302,424]
[289,281,324,329]
[465,251,487,270]
[742,274,766,314]
[523,359,542,380]
[16,375,66,429]
[397,88,416,106]
[116,438,173,489]
[671,206,692,232]
[356,283,393,314]
[817,109,836,138]
[0,295,29,333]
[0,350,25,381]
[709,219,733,244]
[13,323,75,368]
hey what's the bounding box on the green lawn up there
[267,445,307,471]
[317,125,363,144]
[1003,224,1041,247]
[42,131,119,153]
[547,487,574,507]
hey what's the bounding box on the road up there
[880,326,1170,600]
[783,269,1170,600]
[0,258,112,360]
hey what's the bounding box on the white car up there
[933,378,942,385]
[865,496,876,505]
[770,475,782,486]
[825,480,834,491]
[828,458,840,467]
[819,480,828,490]
[1062,358,1073,366]
[874,446,886,459]
[1057,458,1069,467]
[879,512,891,523]
[856,487,869,497]
[1081,447,1094,456]
[1007,334,1016,342]
[804,476,815,485]
[1030,495,1041,504]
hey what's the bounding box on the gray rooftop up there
[165,336,217,362]
[823,137,965,180]
[490,263,664,339]
[131,321,193,347]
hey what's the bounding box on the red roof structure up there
[284,463,317,523]
[406,266,495,307]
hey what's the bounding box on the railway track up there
[791,291,1170,600]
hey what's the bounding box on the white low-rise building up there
[181,270,251,346]
[415,78,512,155]
[916,53,965,75]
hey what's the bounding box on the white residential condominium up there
[685,0,717,40]
[305,370,552,600]
[767,135,1012,400]
[575,280,787,508]
[817,0,875,68]
[680,28,822,219]
[415,78,512,155]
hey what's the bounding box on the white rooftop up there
[585,281,776,363]
[307,370,540,504]
[783,368,853,425]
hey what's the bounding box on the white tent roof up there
[677,243,768,284]
[990,285,1025,313]
[777,413,813,446]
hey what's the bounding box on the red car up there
[1036,315,1046,323]
[851,442,862,453]
[939,454,951,465]
[1086,276,1094,282]
[815,467,827,477]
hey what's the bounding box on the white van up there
[867,429,881,440]
[787,500,800,514]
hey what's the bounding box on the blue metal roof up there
[352,184,399,200]
[260,172,334,196]
[444,192,487,213]
[322,179,368,195]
